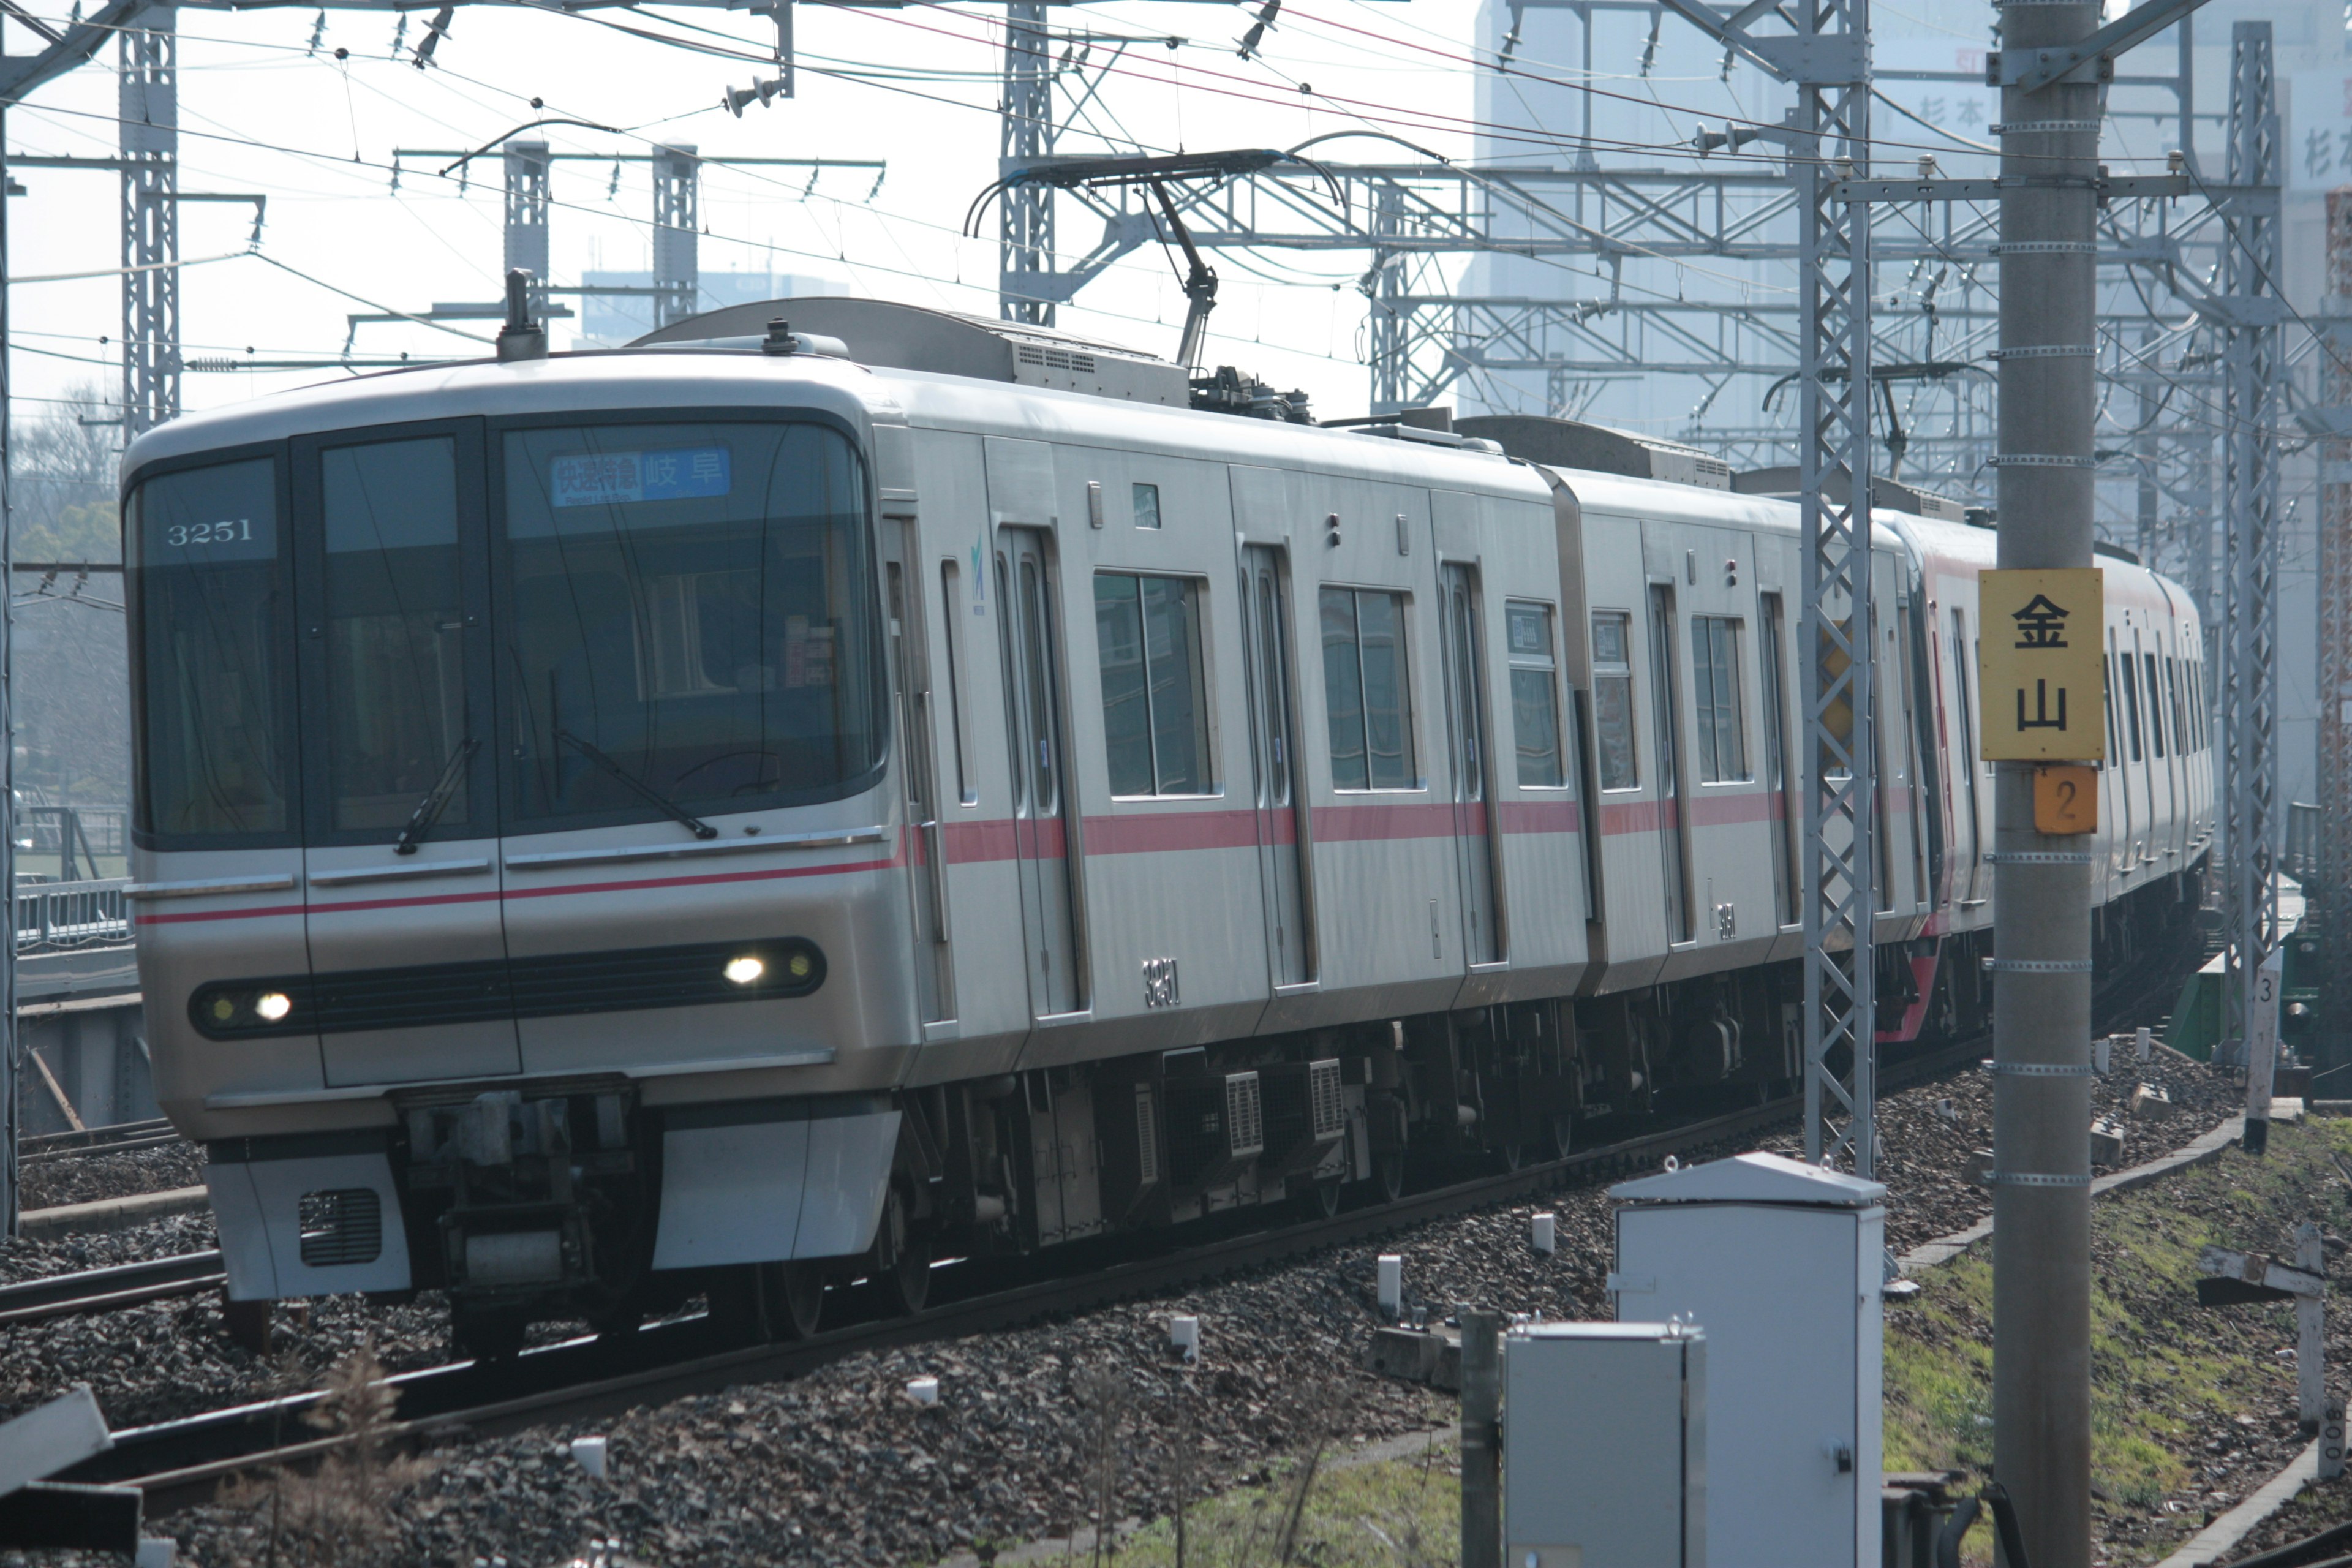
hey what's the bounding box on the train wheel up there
[1373,1151,1406,1204]
[872,1185,932,1316]
[704,1267,767,1343]
[452,1305,528,1363]
[1544,1112,1574,1161]
[1301,1178,1342,1220]
[760,1261,826,1340]
[1493,1140,1527,1174]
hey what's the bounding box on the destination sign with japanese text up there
[1978,567,2106,762]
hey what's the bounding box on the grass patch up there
[1098,1436,1460,1568]
[1883,1116,2351,1565]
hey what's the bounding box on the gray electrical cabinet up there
[1610,1152,1887,1568]
[1502,1321,1706,1568]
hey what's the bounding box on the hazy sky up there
[3,0,1545,428]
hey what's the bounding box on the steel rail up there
[21,1118,174,1156]
[0,1249,223,1325]
[21,1133,185,1167]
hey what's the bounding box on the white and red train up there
[122,298,2212,1351]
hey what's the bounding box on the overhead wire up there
[0,0,2248,431]
[4,94,1379,379]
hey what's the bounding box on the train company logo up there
[1978,567,2106,764]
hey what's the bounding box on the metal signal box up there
[1610,1152,1887,1568]
[1502,1321,1706,1568]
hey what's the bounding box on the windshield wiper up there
[394,737,480,856]
[556,729,718,840]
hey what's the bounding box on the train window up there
[500,421,883,823]
[2117,649,2135,766]
[1095,573,1211,796]
[1504,601,1565,787]
[129,456,295,843]
[2143,650,2166,759]
[2119,647,2144,763]
[1132,483,1163,530]
[1590,611,1638,790]
[1759,594,1797,925]
[1321,587,1417,790]
[940,562,977,806]
[1649,586,1692,942]
[1951,608,1983,897]
[2168,655,2188,755]
[1688,615,1750,783]
[320,437,469,833]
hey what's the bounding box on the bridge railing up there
[15,878,132,952]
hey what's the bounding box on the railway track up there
[21,1118,181,1164]
[0,1250,224,1327]
[43,929,2201,1515]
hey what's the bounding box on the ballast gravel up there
[0,1028,2215,1568]
[18,1136,205,1213]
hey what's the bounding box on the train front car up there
[126,356,920,1353]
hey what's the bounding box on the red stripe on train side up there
[1494,798,1582,835]
[1081,808,1264,855]
[133,853,905,925]
[148,790,1606,927]
[1684,791,1780,827]
[132,900,309,927]
[1309,799,1463,843]
[940,818,1021,865]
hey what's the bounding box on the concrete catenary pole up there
[1992,0,2100,1561]
[2321,189,2352,1072]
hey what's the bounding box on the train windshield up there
[130,420,883,850]
[500,420,883,824]
[129,456,298,846]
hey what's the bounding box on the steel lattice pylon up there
[119,5,178,438]
[652,145,700,331]
[502,139,550,320]
[2222,20,2281,1058]
[2324,189,2352,1066]
[1793,2,1877,1178]
[998,2,1054,326]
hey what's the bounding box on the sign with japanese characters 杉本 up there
[1977,567,2105,763]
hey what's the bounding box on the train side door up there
[290,420,521,1087]
[1240,544,1314,986]
[883,510,954,1025]
[997,527,1084,1017]
[1439,560,1505,965]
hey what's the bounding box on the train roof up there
[123,345,1560,505]
[113,320,2201,630]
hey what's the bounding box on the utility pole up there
[1991,0,2101,1558]
[119,4,177,437]
[1367,184,1406,415]
[0,17,15,1242]
[651,145,699,331]
[2321,186,2352,1072]
[503,140,550,325]
[2220,21,2282,1068]
[1795,0,1878,1180]
[998,1,1053,325]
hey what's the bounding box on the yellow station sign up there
[1978,567,2106,763]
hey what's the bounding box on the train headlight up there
[786,951,813,981]
[255,992,293,1022]
[211,997,236,1022]
[723,956,766,986]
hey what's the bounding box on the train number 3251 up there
[1142,957,1181,1009]
[164,519,255,547]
